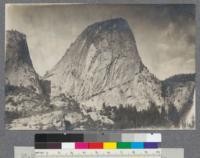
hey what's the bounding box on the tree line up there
[100,102,180,129]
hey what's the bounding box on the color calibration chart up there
[35,133,162,158]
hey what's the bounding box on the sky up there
[6,4,195,80]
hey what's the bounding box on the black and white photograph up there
[5,4,195,130]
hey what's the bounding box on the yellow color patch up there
[103,142,117,149]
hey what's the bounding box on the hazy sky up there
[6,4,195,80]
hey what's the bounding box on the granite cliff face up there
[162,74,195,127]
[6,30,42,94]
[45,18,164,110]
[5,31,50,123]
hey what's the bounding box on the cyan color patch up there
[131,142,144,149]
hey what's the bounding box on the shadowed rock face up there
[6,31,33,67]
[162,74,195,120]
[6,30,42,94]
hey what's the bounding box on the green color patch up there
[117,142,132,149]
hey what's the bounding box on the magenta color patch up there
[75,142,88,149]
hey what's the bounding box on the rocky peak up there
[82,18,133,37]
[6,30,33,67]
[46,18,161,109]
[6,30,42,94]
[79,18,138,57]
